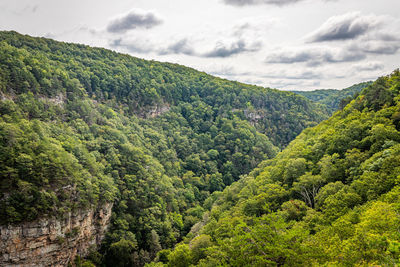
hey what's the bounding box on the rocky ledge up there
[0,203,112,267]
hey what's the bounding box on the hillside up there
[292,81,372,114]
[156,70,400,266]
[0,31,328,148]
[0,31,330,266]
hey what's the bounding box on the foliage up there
[293,81,372,114]
[2,30,395,267]
[0,31,327,148]
[0,31,331,266]
[159,70,400,266]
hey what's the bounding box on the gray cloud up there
[268,80,321,89]
[376,32,400,42]
[266,50,314,64]
[223,0,304,6]
[308,12,384,42]
[207,65,251,77]
[110,38,154,54]
[107,9,162,33]
[265,46,366,65]
[357,41,400,55]
[158,39,195,56]
[111,36,259,58]
[202,40,261,58]
[267,71,322,80]
[353,62,384,72]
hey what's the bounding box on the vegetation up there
[0,31,331,266]
[2,30,396,267]
[292,81,372,114]
[157,70,400,266]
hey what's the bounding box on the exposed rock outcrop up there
[0,203,112,267]
[138,103,171,118]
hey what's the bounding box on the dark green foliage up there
[105,239,138,267]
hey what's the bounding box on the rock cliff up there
[0,203,112,267]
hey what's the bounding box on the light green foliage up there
[293,172,325,208]
[160,70,400,266]
[167,243,192,267]
[190,234,212,264]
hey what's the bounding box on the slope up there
[156,71,400,266]
[292,81,372,114]
[0,31,327,148]
[0,31,328,266]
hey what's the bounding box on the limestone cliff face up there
[137,103,171,119]
[0,203,112,267]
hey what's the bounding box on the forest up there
[0,31,398,266]
[292,81,372,114]
[151,71,400,266]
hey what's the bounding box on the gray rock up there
[0,203,112,266]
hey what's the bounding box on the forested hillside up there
[0,31,331,266]
[155,70,400,266]
[0,31,327,148]
[292,81,372,114]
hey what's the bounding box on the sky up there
[0,0,399,91]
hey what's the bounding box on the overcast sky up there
[1,0,399,90]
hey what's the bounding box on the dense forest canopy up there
[292,81,372,114]
[155,70,400,266]
[0,31,340,266]
[2,31,395,267]
[0,31,328,147]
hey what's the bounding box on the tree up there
[105,239,137,267]
[190,234,212,264]
[167,243,192,267]
[293,173,325,208]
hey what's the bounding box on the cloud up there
[353,62,384,72]
[9,4,39,15]
[202,39,261,57]
[111,36,260,58]
[308,12,384,42]
[355,41,400,55]
[24,5,38,13]
[110,38,154,54]
[107,9,163,33]
[376,32,400,42]
[223,0,304,6]
[266,49,315,64]
[232,17,278,36]
[206,65,251,77]
[107,15,272,58]
[158,39,195,55]
[265,46,366,65]
[263,70,322,80]
[267,79,321,90]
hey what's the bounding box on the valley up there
[0,31,399,266]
